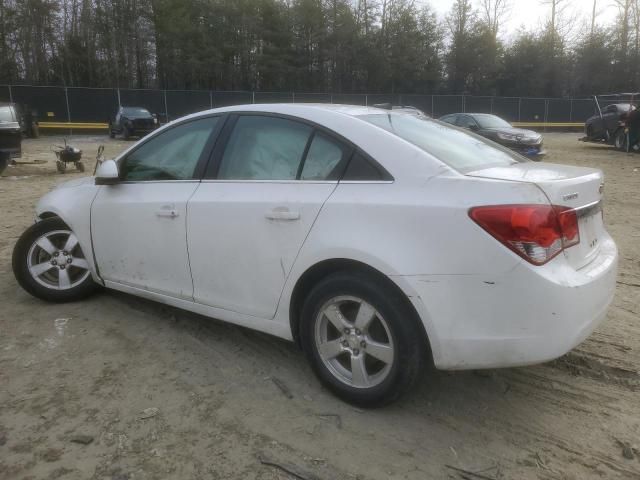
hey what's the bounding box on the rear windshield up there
[358,113,524,171]
[122,107,151,116]
[0,106,15,122]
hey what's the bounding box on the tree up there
[445,0,476,93]
[480,0,510,39]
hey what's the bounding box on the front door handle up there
[156,205,179,218]
[265,208,300,221]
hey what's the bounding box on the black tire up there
[12,217,99,303]
[123,126,131,140]
[614,129,627,151]
[76,161,85,172]
[0,152,8,175]
[299,271,427,407]
[109,126,115,139]
[56,160,66,173]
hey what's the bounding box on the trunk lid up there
[466,162,605,269]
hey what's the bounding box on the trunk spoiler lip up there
[574,199,602,218]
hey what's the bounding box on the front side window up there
[359,113,523,172]
[218,116,312,180]
[120,116,218,181]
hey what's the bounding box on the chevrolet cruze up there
[12,104,618,406]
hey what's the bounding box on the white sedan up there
[12,104,618,406]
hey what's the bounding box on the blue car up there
[439,113,546,159]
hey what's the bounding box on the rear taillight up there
[469,204,580,265]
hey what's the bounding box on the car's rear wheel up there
[300,271,426,407]
[123,126,131,140]
[12,218,99,302]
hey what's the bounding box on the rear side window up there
[358,113,522,172]
[218,116,312,180]
[456,115,478,128]
[342,152,389,181]
[440,114,457,125]
[300,133,346,180]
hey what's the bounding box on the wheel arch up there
[288,258,434,365]
[34,187,102,284]
[38,211,63,221]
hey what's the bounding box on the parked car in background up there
[372,103,430,118]
[440,113,545,158]
[109,106,159,139]
[583,103,636,149]
[12,104,617,406]
[0,104,23,172]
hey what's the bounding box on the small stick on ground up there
[316,413,342,429]
[445,464,497,480]
[271,377,293,399]
[258,455,321,480]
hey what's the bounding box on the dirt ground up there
[0,133,639,480]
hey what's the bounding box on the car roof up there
[189,103,395,119]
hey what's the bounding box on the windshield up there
[122,107,151,116]
[358,113,523,172]
[0,106,15,122]
[472,114,512,129]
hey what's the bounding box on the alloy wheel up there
[314,295,395,389]
[26,230,91,290]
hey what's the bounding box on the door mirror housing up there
[95,159,119,185]
[468,124,479,131]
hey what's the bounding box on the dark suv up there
[109,106,159,139]
[0,103,41,174]
[583,103,635,148]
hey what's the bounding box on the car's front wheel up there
[12,218,99,302]
[614,128,627,151]
[300,271,426,407]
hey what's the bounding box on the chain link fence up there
[0,85,599,127]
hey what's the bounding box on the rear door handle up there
[156,205,179,218]
[265,208,300,221]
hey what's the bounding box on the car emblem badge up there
[562,192,579,201]
[599,183,605,194]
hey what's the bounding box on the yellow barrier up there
[40,122,109,129]
[512,122,584,128]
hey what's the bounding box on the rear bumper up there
[130,128,156,136]
[402,234,618,370]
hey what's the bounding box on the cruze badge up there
[562,192,579,201]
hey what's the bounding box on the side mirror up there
[95,159,119,185]
[469,124,479,131]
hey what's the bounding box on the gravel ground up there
[0,133,639,480]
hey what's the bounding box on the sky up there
[422,0,619,40]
